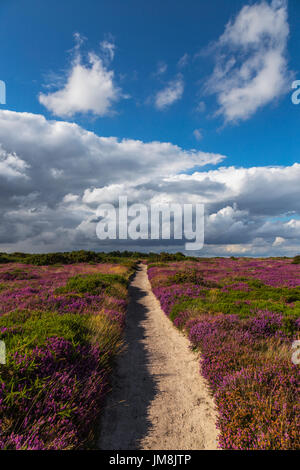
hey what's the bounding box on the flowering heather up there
[0,261,134,450]
[148,257,300,450]
[0,263,128,316]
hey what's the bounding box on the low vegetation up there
[0,260,136,449]
[0,250,189,266]
[148,257,300,450]
[1,251,299,450]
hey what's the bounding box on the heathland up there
[0,251,299,449]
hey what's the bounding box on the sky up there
[0,0,299,256]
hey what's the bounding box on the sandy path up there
[98,263,219,450]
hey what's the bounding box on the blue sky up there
[0,0,299,255]
[1,0,299,166]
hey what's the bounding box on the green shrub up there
[169,269,219,287]
[56,273,128,295]
[0,250,142,266]
[0,310,91,352]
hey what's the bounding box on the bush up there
[56,273,128,296]
[169,269,219,287]
[0,250,142,266]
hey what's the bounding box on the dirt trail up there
[98,263,219,450]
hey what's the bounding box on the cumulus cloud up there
[0,109,226,251]
[0,109,299,256]
[154,75,184,110]
[206,0,291,122]
[0,110,224,194]
[39,36,123,118]
[164,164,300,215]
[127,164,300,253]
[0,145,29,179]
[273,236,285,246]
[63,193,80,204]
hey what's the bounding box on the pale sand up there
[98,263,219,450]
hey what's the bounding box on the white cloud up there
[165,164,300,213]
[0,109,225,203]
[1,109,300,256]
[193,129,203,140]
[206,0,291,122]
[100,40,116,61]
[177,53,189,68]
[0,109,227,251]
[63,193,80,203]
[50,168,64,179]
[154,61,168,76]
[39,39,123,118]
[196,101,206,113]
[0,145,29,179]
[155,76,184,110]
[273,236,285,246]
